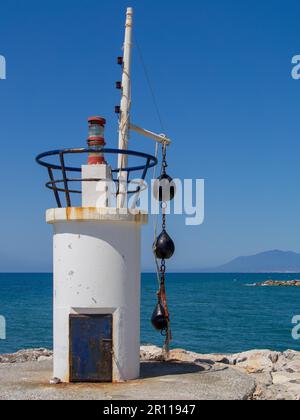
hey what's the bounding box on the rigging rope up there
[134,36,166,134]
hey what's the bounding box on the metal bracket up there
[130,123,172,146]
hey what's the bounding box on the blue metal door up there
[69,314,113,383]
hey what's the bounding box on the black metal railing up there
[36,148,158,208]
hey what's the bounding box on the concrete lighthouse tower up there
[37,7,171,384]
[47,121,147,383]
[49,8,144,383]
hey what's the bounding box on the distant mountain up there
[211,250,300,273]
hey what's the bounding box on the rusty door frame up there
[69,314,113,383]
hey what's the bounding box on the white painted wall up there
[52,220,142,382]
[81,164,113,208]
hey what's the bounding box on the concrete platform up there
[0,359,255,400]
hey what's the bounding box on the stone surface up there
[0,348,255,401]
[272,372,300,385]
[0,346,299,400]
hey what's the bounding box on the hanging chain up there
[162,142,168,175]
[159,142,172,354]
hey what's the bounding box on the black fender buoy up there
[151,302,168,331]
[153,230,175,260]
[153,174,176,202]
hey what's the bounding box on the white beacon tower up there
[36,7,171,384]
[47,119,147,383]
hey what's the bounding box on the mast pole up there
[117,7,133,208]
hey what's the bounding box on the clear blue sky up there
[0,0,300,272]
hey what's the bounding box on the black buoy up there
[153,174,176,202]
[153,230,175,260]
[151,301,168,331]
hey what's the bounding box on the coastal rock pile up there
[141,346,300,400]
[256,280,300,287]
[0,348,53,364]
[216,349,300,400]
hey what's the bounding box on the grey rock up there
[0,349,53,364]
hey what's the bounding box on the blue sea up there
[0,273,300,355]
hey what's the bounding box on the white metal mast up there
[117,8,172,209]
[117,7,133,208]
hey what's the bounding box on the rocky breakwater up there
[141,346,300,400]
[0,348,53,364]
[256,280,300,287]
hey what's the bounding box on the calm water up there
[0,273,300,354]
